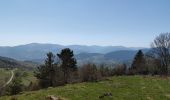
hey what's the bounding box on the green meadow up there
[1,76,170,100]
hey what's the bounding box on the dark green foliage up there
[51,64,65,86]
[45,52,55,87]
[35,52,56,88]
[57,48,77,83]
[129,50,147,75]
[35,65,51,88]
[35,49,77,88]
[15,71,22,78]
[8,77,23,95]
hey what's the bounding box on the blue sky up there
[0,0,170,47]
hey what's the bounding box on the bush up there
[113,64,127,76]
[80,63,101,82]
[8,77,23,95]
[99,64,111,77]
[28,81,41,91]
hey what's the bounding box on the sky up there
[0,0,170,47]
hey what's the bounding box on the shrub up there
[80,63,101,82]
[113,64,127,76]
[8,77,23,95]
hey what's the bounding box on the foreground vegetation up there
[0,68,11,86]
[1,76,170,100]
[15,69,37,87]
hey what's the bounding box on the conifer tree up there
[35,52,55,87]
[57,48,77,83]
[45,52,55,86]
[130,50,147,74]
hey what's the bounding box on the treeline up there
[1,33,170,96]
[32,48,118,89]
[31,33,170,90]
[129,33,170,75]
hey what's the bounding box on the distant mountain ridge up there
[75,49,149,65]
[0,43,148,64]
[0,56,37,69]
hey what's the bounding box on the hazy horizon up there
[0,0,170,47]
[0,42,148,48]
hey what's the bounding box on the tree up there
[151,33,170,75]
[99,64,108,77]
[99,64,112,77]
[130,50,147,74]
[35,52,56,87]
[8,77,23,95]
[113,64,127,75]
[145,56,161,75]
[81,63,101,82]
[57,48,77,83]
[45,52,55,86]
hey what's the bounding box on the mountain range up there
[0,43,149,65]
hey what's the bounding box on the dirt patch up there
[147,96,153,100]
[46,95,66,100]
[165,94,170,98]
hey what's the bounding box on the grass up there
[0,68,36,87]
[14,69,37,86]
[0,68,11,86]
[1,76,170,100]
[21,70,37,86]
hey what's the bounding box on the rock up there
[45,95,66,100]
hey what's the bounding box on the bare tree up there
[151,33,170,75]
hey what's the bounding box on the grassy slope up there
[21,71,37,86]
[0,68,36,87]
[0,68,11,86]
[1,76,170,100]
[14,69,37,86]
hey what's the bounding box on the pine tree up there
[130,50,147,74]
[57,48,77,83]
[45,52,55,86]
[35,52,55,87]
